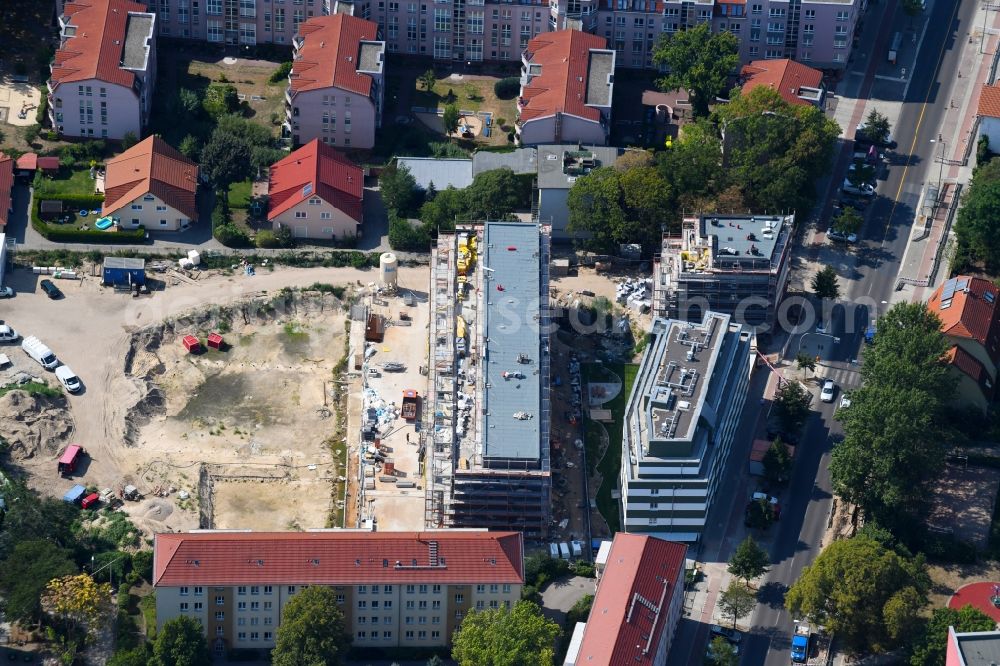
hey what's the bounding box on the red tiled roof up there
[740,58,823,107]
[38,157,61,172]
[50,0,151,89]
[945,345,995,400]
[928,276,1000,365]
[289,15,380,97]
[153,531,524,587]
[978,83,1000,119]
[268,139,363,222]
[0,153,13,228]
[103,136,199,219]
[576,534,687,666]
[16,153,38,171]
[519,30,609,123]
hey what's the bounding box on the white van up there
[55,366,82,393]
[21,336,58,369]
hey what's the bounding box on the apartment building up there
[153,530,524,654]
[285,14,385,149]
[267,138,363,239]
[102,136,199,231]
[48,0,157,140]
[653,214,793,329]
[564,534,687,666]
[740,58,825,107]
[516,30,614,146]
[927,276,1000,414]
[948,627,1000,666]
[426,222,552,538]
[619,312,753,542]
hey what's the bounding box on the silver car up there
[821,380,836,403]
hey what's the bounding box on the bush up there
[494,77,521,100]
[23,124,40,145]
[121,131,138,150]
[388,212,430,252]
[214,223,252,248]
[570,561,596,578]
[36,93,48,126]
[274,225,295,248]
[268,61,293,84]
[255,230,279,248]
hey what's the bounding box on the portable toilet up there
[571,541,583,558]
[559,542,571,560]
[549,543,559,559]
[63,484,86,504]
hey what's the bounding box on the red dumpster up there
[81,493,100,509]
[207,333,223,350]
[182,335,201,353]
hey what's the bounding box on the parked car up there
[40,279,63,299]
[820,380,836,403]
[828,229,858,244]
[710,625,744,644]
[840,393,852,410]
[0,286,13,298]
[842,180,876,197]
[0,325,18,343]
[55,366,82,393]
[855,122,897,149]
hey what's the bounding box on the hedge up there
[31,193,147,244]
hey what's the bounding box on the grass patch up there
[138,593,157,639]
[228,179,253,209]
[34,168,99,197]
[0,381,61,399]
[585,362,639,534]
[282,322,308,341]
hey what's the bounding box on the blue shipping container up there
[63,484,86,504]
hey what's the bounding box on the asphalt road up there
[743,0,973,661]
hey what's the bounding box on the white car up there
[0,286,13,298]
[55,366,82,393]
[820,380,836,403]
[840,394,852,410]
[828,229,858,244]
[0,324,18,342]
[843,180,876,197]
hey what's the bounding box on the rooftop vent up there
[677,400,691,411]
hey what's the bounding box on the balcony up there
[285,88,293,106]
[46,79,56,95]
[293,34,304,50]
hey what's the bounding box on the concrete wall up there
[288,87,378,150]
[273,196,360,240]
[107,192,195,232]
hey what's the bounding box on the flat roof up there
[701,215,788,269]
[472,148,537,176]
[536,145,620,189]
[104,257,146,270]
[396,157,473,191]
[481,222,542,461]
[358,41,384,73]
[586,50,615,106]
[955,631,1000,666]
[122,12,154,71]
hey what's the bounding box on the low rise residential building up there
[426,222,552,537]
[267,138,363,240]
[620,313,754,541]
[927,276,1000,413]
[0,154,13,231]
[740,58,825,107]
[653,214,794,329]
[102,136,199,231]
[977,83,1000,156]
[536,144,621,240]
[563,534,687,666]
[516,30,614,146]
[947,627,1000,666]
[49,0,156,140]
[153,530,524,654]
[285,14,385,149]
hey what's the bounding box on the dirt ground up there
[927,462,1000,549]
[0,262,430,536]
[928,561,1000,610]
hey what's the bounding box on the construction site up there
[423,222,553,538]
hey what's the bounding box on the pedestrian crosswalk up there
[818,365,862,390]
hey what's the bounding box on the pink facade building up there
[516,30,614,145]
[285,14,385,149]
[48,0,157,141]
[64,0,863,71]
[947,627,1000,666]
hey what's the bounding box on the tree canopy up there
[811,266,841,300]
[728,536,770,586]
[717,580,757,629]
[762,437,792,487]
[773,380,811,434]
[443,104,461,135]
[417,168,530,236]
[151,616,211,666]
[955,158,1000,270]
[707,636,739,666]
[909,605,996,666]
[0,539,76,623]
[200,130,253,193]
[785,533,928,653]
[271,585,349,666]
[652,23,739,117]
[380,163,421,216]
[451,600,561,666]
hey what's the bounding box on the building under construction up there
[425,221,552,538]
[653,214,793,329]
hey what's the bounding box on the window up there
[237,602,247,610]
[250,586,259,595]
[240,23,256,44]
[215,612,224,621]
[180,587,189,596]
[250,632,259,642]
[131,218,139,225]
[432,600,440,609]
[238,632,246,640]
[357,631,367,639]
[432,585,441,594]
[238,618,246,626]
[383,631,392,639]
[371,616,379,624]
[180,602,189,611]
[454,594,464,604]
[309,197,322,205]
[476,584,485,593]
[240,0,256,16]
[263,617,273,626]
[216,626,224,637]
[250,618,259,626]
[358,616,367,624]
[207,0,221,13]
[418,601,427,609]
[432,630,440,639]
[207,20,223,41]
[419,585,428,594]
[490,584,499,593]
[836,10,849,20]
[476,600,485,610]
[433,8,450,31]
[288,586,296,594]
[372,601,380,609]
[215,596,224,605]
[406,600,415,609]
[194,602,203,610]
[194,587,204,596]
[263,586,272,595]
[804,8,815,18]
[384,585,393,593]
[358,600,367,608]
[502,584,511,593]
[250,602,259,611]
[751,3,761,13]
[238,587,247,596]
[418,630,427,639]
[649,517,658,525]
[432,615,441,624]
[384,600,393,609]
[264,632,272,641]
[384,616,393,624]
[263,601,272,610]
[405,630,414,639]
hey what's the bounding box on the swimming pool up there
[95,217,114,230]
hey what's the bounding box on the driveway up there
[539,575,594,626]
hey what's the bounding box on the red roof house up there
[102,136,199,231]
[740,59,826,107]
[928,275,1000,412]
[0,153,14,229]
[267,138,363,240]
[567,534,687,666]
[15,153,38,172]
[977,83,1000,161]
[516,30,615,146]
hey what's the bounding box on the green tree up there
[419,186,467,232]
[151,616,211,666]
[177,88,202,117]
[380,163,421,215]
[107,646,152,666]
[121,131,138,150]
[178,134,202,161]
[707,636,739,666]
[728,536,770,587]
[718,580,757,629]
[860,109,892,144]
[420,69,437,93]
[955,158,1000,269]
[202,83,239,118]
[200,131,253,195]
[132,550,154,581]
[0,539,76,623]
[451,600,561,666]
[567,166,670,253]
[811,265,841,300]
[426,657,445,666]
[833,207,863,234]
[762,437,792,487]
[773,380,810,433]
[389,213,431,251]
[658,119,726,211]
[785,534,928,653]
[268,61,293,84]
[464,167,530,220]
[795,351,816,376]
[443,104,461,135]
[272,585,349,666]
[910,605,996,666]
[744,496,775,530]
[651,23,739,117]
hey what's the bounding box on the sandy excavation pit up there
[124,292,350,532]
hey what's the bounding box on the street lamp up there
[930,135,946,203]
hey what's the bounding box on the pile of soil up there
[0,390,75,461]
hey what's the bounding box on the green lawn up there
[228,179,253,209]
[34,168,99,197]
[585,362,639,534]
